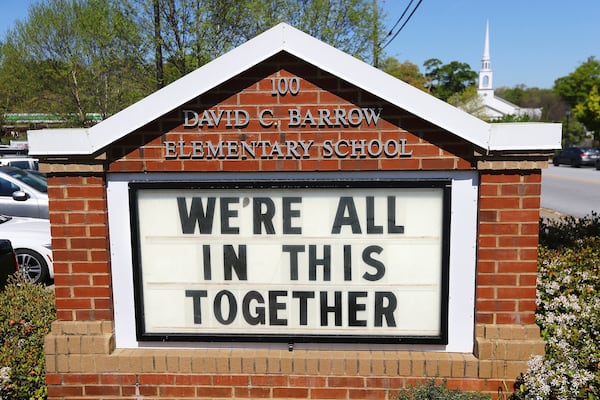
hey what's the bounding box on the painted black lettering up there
[177,197,215,234]
[331,197,361,234]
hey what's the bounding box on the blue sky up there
[1,0,598,89]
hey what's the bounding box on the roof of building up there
[28,23,561,157]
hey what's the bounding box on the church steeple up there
[478,20,493,94]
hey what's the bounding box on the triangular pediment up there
[28,23,560,156]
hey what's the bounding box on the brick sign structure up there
[30,24,561,399]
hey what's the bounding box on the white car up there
[0,214,53,284]
[0,166,48,219]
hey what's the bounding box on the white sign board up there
[130,181,450,343]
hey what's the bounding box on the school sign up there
[30,24,560,398]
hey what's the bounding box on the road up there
[541,163,600,218]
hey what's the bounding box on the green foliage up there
[380,58,427,91]
[495,85,568,122]
[554,56,600,109]
[0,273,56,400]
[539,211,600,249]
[574,86,600,143]
[396,379,491,400]
[518,213,600,399]
[423,58,477,101]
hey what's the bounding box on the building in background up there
[477,21,541,120]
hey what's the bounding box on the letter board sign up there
[130,180,451,344]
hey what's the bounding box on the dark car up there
[552,146,600,167]
[0,239,18,289]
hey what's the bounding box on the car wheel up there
[596,160,600,170]
[572,158,581,167]
[552,158,559,166]
[15,249,49,284]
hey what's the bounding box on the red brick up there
[311,388,348,398]
[272,387,310,398]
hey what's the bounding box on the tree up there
[0,0,151,125]
[574,85,600,143]
[129,0,384,88]
[423,58,477,101]
[447,85,487,119]
[554,56,600,108]
[380,57,427,91]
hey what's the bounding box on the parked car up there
[596,158,600,170]
[0,156,39,171]
[0,239,18,289]
[0,166,48,218]
[552,146,600,167]
[0,214,53,284]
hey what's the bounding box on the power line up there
[380,0,424,50]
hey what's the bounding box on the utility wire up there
[380,0,424,50]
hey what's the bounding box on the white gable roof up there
[28,23,561,156]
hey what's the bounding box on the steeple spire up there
[478,20,493,93]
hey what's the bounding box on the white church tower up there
[478,21,493,96]
[476,21,541,120]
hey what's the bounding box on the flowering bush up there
[0,273,56,399]
[517,218,600,399]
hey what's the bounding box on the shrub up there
[539,211,600,249]
[518,215,600,399]
[396,379,491,399]
[0,273,56,399]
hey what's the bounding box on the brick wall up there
[476,172,541,325]
[41,53,546,398]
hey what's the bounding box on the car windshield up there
[3,168,47,193]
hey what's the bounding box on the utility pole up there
[373,0,380,68]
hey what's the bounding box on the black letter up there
[253,197,275,234]
[177,197,215,234]
[282,197,302,234]
[309,245,331,281]
[292,291,315,325]
[214,290,237,324]
[348,291,368,327]
[242,291,265,325]
[220,197,239,234]
[320,291,342,326]
[374,292,397,327]
[366,196,383,234]
[202,245,211,280]
[387,196,404,233]
[362,245,385,281]
[269,291,288,326]
[282,245,305,280]
[185,290,207,324]
[224,245,247,280]
[331,197,361,234]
